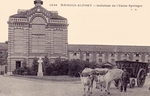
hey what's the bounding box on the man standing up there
[120,68,130,92]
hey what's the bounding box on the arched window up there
[31,17,46,53]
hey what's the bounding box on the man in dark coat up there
[120,68,130,92]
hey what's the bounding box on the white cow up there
[79,68,95,96]
[94,68,109,95]
[97,68,123,95]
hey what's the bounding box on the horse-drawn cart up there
[115,60,149,88]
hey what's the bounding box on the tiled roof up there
[68,44,150,53]
[0,43,150,53]
[50,15,67,20]
[0,43,8,50]
[10,6,67,20]
[10,12,28,18]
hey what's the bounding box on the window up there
[99,53,102,57]
[111,59,115,64]
[136,59,139,62]
[0,52,3,58]
[74,53,77,56]
[14,29,24,52]
[31,17,46,53]
[148,60,150,63]
[86,53,89,56]
[86,59,89,62]
[99,59,102,62]
[31,24,46,53]
[16,61,21,69]
[111,53,115,57]
[136,54,139,57]
[124,54,127,57]
[53,31,63,54]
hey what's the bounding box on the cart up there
[115,60,149,88]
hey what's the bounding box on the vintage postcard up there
[0,0,150,96]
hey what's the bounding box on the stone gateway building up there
[6,0,150,74]
[7,0,68,74]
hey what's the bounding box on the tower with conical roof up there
[7,0,68,75]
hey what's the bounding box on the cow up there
[94,68,109,95]
[97,68,123,95]
[79,68,95,96]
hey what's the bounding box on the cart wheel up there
[137,68,146,87]
[130,79,135,88]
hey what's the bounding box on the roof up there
[1,42,150,53]
[10,6,67,20]
[115,60,148,64]
[68,44,150,53]
[49,11,67,20]
[10,12,28,18]
[101,62,114,67]
[101,62,114,65]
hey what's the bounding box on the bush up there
[12,69,19,75]
[45,60,69,76]
[12,67,31,75]
[51,71,59,76]
[45,59,97,77]
[35,58,97,77]
[45,64,54,75]
[68,59,96,77]
[68,59,85,77]
[0,71,4,75]
[30,57,38,75]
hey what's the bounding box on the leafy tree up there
[60,60,69,75]
[55,59,69,75]
[22,59,27,68]
[45,58,69,76]
[46,63,56,75]
[31,57,39,75]
[68,59,97,77]
[0,51,7,74]
[42,56,50,75]
[68,59,84,77]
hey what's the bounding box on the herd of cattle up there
[79,67,124,96]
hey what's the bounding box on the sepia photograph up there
[0,0,150,96]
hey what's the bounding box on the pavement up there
[0,75,150,96]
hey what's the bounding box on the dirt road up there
[0,75,149,96]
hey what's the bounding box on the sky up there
[0,0,150,46]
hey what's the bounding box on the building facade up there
[0,42,8,74]
[6,0,150,74]
[68,44,150,65]
[7,0,68,74]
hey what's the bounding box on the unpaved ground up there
[0,75,150,96]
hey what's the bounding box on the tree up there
[0,51,7,74]
[22,59,27,68]
[31,57,39,75]
[42,56,50,75]
[54,59,69,75]
[68,59,85,77]
[0,58,6,74]
[68,59,97,77]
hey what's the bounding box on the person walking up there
[120,68,130,92]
